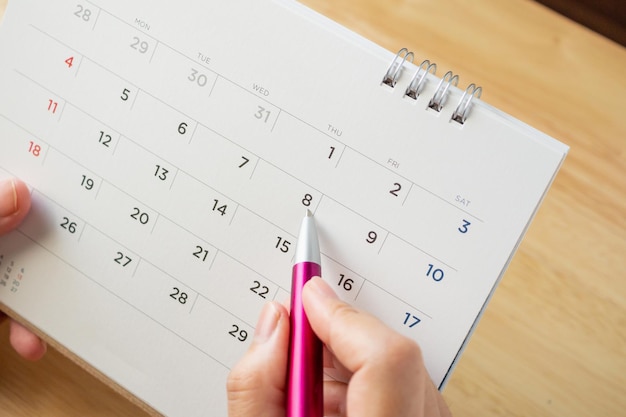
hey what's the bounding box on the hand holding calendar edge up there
[0,178,47,361]
[227,276,452,417]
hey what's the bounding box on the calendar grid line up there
[83,0,102,31]
[7,62,454,282]
[13,70,63,110]
[21,23,480,251]
[207,248,219,272]
[96,6,160,45]
[377,231,390,255]
[186,121,199,145]
[23,187,263,335]
[5,160,295,333]
[131,257,141,278]
[93,174,104,200]
[248,157,260,180]
[331,145,346,168]
[63,4,483,223]
[55,100,68,125]
[73,56,84,79]
[109,131,123,155]
[0,113,51,160]
[76,220,88,243]
[0,2,570,410]
[271,109,282,133]
[402,183,414,206]
[353,277,367,304]
[2,12,456,347]
[27,18,486,224]
[147,36,159,64]
[228,203,240,227]
[16,144,277,309]
[12,227,234,371]
[322,251,432,320]
[207,72,219,98]
[127,87,140,110]
[149,212,160,235]
[188,291,200,315]
[168,167,180,191]
[5,83,461,279]
[39,141,51,167]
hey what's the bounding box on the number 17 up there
[403,313,421,328]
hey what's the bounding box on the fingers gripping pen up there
[287,210,323,417]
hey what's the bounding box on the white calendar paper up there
[0,0,568,415]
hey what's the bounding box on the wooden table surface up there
[1,0,625,416]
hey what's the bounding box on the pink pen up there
[287,209,323,417]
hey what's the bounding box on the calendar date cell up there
[88,183,159,249]
[313,198,387,278]
[221,208,294,289]
[184,126,260,194]
[106,137,179,209]
[88,11,157,72]
[142,217,217,291]
[238,160,322,236]
[0,73,64,141]
[27,141,45,159]
[15,26,83,92]
[182,250,277,326]
[165,171,238,236]
[184,297,252,368]
[139,44,218,121]
[401,186,481,269]
[72,4,99,29]
[329,148,411,219]
[319,256,366,302]
[375,234,457,316]
[0,118,48,181]
[125,261,198,330]
[35,149,103,217]
[121,92,199,160]
[67,59,139,128]
[352,281,429,339]
[47,105,121,177]
[270,113,347,185]
[18,191,87,264]
[201,77,279,142]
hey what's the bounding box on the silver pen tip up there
[306,209,313,217]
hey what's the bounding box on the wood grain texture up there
[0,0,625,416]
[534,0,626,46]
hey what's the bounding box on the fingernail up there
[0,179,18,218]
[254,302,280,344]
[306,276,338,300]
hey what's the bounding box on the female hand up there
[0,178,47,360]
[227,276,451,417]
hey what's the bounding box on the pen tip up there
[305,209,313,217]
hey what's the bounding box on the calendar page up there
[0,0,567,415]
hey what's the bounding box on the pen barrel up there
[287,262,323,417]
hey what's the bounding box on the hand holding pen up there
[227,214,452,417]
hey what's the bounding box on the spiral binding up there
[405,60,437,99]
[382,48,414,88]
[428,71,459,112]
[451,84,482,124]
[384,49,482,124]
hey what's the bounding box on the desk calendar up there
[0,0,568,415]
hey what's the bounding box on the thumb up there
[227,301,289,417]
[0,178,31,235]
